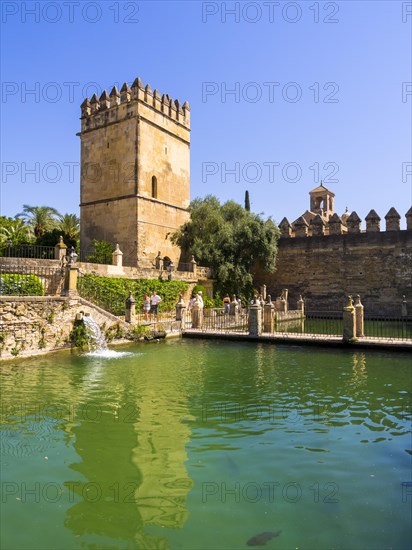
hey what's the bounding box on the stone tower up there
[78,77,190,267]
[309,183,335,221]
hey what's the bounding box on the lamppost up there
[6,238,12,257]
[167,261,175,281]
[67,246,78,265]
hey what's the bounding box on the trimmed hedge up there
[77,274,188,316]
[0,274,44,296]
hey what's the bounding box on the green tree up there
[0,217,32,246]
[57,213,80,241]
[86,240,113,264]
[16,205,60,238]
[171,195,279,297]
[245,190,250,212]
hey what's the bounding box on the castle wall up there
[256,230,412,316]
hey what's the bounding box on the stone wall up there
[0,296,129,360]
[255,230,412,316]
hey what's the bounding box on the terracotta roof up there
[309,183,335,196]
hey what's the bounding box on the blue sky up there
[1,0,411,227]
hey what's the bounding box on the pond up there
[1,339,411,549]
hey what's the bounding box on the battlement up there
[80,77,190,133]
[280,207,412,238]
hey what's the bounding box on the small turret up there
[384,207,401,231]
[120,82,131,103]
[310,214,326,236]
[406,207,412,231]
[80,98,91,118]
[346,211,362,234]
[365,209,381,232]
[90,93,100,113]
[279,217,292,238]
[99,90,110,110]
[109,86,120,107]
[294,216,309,237]
[328,213,345,235]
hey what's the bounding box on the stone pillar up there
[248,304,262,336]
[125,292,136,323]
[354,295,364,337]
[229,294,239,317]
[328,214,344,235]
[282,289,288,311]
[190,255,197,275]
[401,296,408,317]
[260,285,266,301]
[176,293,187,321]
[276,297,286,312]
[112,244,123,267]
[191,299,203,329]
[297,295,305,315]
[62,265,79,297]
[310,214,326,236]
[55,236,67,261]
[263,295,275,333]
[342,296,356,342]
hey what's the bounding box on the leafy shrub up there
[77,274,188,316]
[0,274,44,296]
[86,240,113,265]
[69,321,89,351]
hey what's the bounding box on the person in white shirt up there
[150,290,161,316]
[197,291,204,308]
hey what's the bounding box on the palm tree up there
[57,213,80,240]
[0,218,31,245]
[16,205,60,238]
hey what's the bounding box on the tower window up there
[151,176,158,199]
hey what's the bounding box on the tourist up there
[197,291,204,308]
[188,293,196,311]
[223,293,230,314]
[143,292,151,322]
[150,290,161,317]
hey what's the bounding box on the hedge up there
[0,274,44,296]
[77,274,188,316]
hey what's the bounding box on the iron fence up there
[0,263,64,296]
[273,311,343,337]
[0,244,55,260]
[184,308,249,333]
[363,316,412,341]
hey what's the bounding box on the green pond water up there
[1,338,411,550]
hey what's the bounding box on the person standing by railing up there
[143,292,151,322]
[223,293,230,314]
[150,290,161,318]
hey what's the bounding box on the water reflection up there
[0,342,411,550]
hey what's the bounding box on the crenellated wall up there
[257,208,412,316]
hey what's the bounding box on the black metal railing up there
[363,316,412,341]
[273,311,343,337]
[0,244,55,260]
[184,308,249,333]
[0,264,64,296]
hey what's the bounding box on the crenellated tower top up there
[80,76,190,133]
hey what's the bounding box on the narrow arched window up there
[151,176,157,199]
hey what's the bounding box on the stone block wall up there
[0,296,128,360]
[256,230,412,316]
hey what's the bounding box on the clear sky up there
[1,0,411,227]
